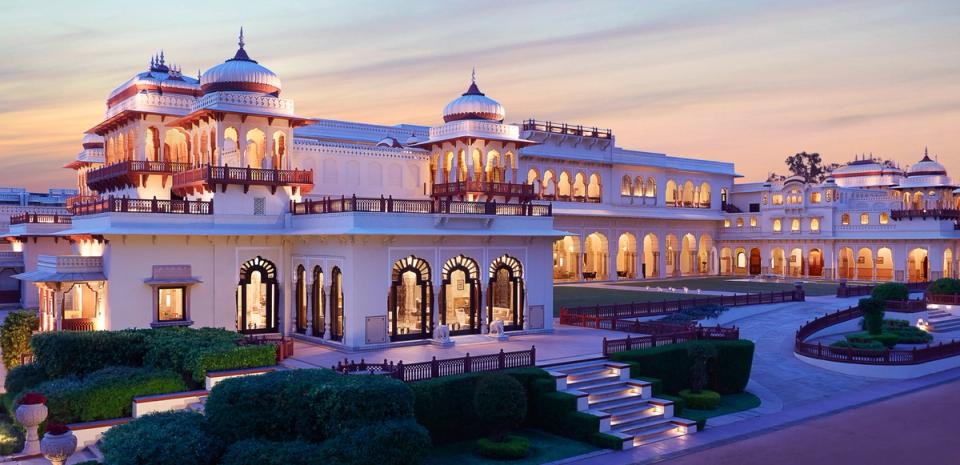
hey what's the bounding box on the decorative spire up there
[922,146,932,161]
[159,50,165,65]
[471,67,476,83]
[464,68,483,96]
[229,27,254,62]
[239,26,245,50]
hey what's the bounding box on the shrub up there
[100,411,223,465]
[184,344,276,384]
[928,278,960,295]
[310,373,416,438]
[326,419,432,465]
[218,439,328,465]
[859,297,886,335]
[0,420,24,455]
[659,304,727,324]
[686,341,717,393]
[411,373,483,443]
[4,363,48,397]
[22,366,187,424]
[474,374,527,440]
[846,332,900,349]
[678,389,721,410]
[830,340,885,350]
[476,435,530,459]
[612,340,754,395]
[707,340,755,394]
[870,282,909,301]
[0,311,38,370]
[886,324,933,344]
[31,330,148,378]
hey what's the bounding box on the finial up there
[239,27,245,49]
[471,67,476,83]
[159,50,165,65]
[925,146,928,157]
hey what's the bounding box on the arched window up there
[311,266,324,337]
[489,255,525,331]
[646,177,656,198]
[587,173,602,200]
[389,256,433,341]
[621,175,632,196]
[791,218,801,231]
[295,265,307,334]
[329,267,344,341]
[634,176,644,197]
[736,218,744,228]
[879,212,889,224]
[557,171,571,198]
[441,255,481,335]
[810,191,822,204]
[699,182,711,208]
[810,218,820,231]
[773,218,782,232]
[860,213,870,225]
[750,217,758,227]
[237,256,278,334]
[841,213,850,225]
[721,188,728,208]
[573,172,587,199]
[665,180,678,206]
[542,170,556,198]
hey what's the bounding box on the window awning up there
[12,270,106,283]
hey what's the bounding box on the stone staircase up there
[927,308,960,332]
[545,359,696,449]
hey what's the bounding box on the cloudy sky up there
[1,0,957,190]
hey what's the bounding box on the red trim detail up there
[201,81,280,94]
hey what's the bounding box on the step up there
[581,381,635,397]
[606,401,660,419]
[612,412,668,431]
[547,359,616,375]
[588,390,648,409]
[632,424,688,447]
[567,370,619,385]
[615,418,677,437]
[568,374,625,390]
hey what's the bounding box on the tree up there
[784,152,828,183]
[687,341,718,394]
[473,374,526,441]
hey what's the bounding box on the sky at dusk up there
[1,0,958,191]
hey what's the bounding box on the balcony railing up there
[9,213,72,225]
[66,195,100,213]
[71,196,213,216]
[291,195,552,217]
[431,181,535,201]
[173,165,313,195]
[86,160,194,192]
[890,209,960,221]
[520,119,612,139]
[541,194,602,203]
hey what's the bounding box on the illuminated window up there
[750,217,757,227]
[736,218,744,228]
[841,213,850,225]
[860,213,869,225]
[810,218,820,231]
[724,219,730,228]
[772,194,783,206]
[773,219,782,232]
[810,192,822,203]
[157,287,185,322]
[791,218,800,231]
[880,212,889,224]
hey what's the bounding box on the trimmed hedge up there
[324,419,431,465]
[218,439,329,465]
[679,389,721,410]
[870,282,909,301]
[474,374,527,439]
[20,366,188,424]
[928,278,960,295]
[846,331,899,348]
[31,330,149,378]
[0,311,37,370]
[477,435,530,459]
[831,340,885,350]
[4,363,48,398]
[609,340,755,395]
[101,411,223,465]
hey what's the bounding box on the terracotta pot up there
[14,403,47,455]
[41,430,77,465]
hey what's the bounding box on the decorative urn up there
[40,423,77,465]
[14,392,48,455]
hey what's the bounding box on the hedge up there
[859,297,886,335]
[477,435,530,460]
[20,366,188,424]
[218,439,329,465]
[100,411,223,465]
[609,340,755,395]
[870,282,909,301]
[678,389,721,410]
[184,345,276,384]
[928,278,960,295]
[4,363,48,398]
[323,419,432,465]
[0,311,37,370]
[31,330,149,378]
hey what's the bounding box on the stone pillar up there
[265,128,275,170]
[323,283,332,340]
[608,236,619,281]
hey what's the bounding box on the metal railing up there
[291,195,552,217]
[9,213,72,225]
[602,326,740,356]
[560,289,803,321]
[71,196,213,215]
[332,346,536,383]
[520,119,612,139]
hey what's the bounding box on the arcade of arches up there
[553,232,717,282]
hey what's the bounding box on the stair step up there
[568,370,618,384]
[588,391,647,409]
[580,381,634,396]
[568,374,623,390]
[606,401,659,419]
[616,419,677,437]
[547,360,615,374]
[632,425,687,447]
[612,411,665,429]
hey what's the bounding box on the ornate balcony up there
[890,208,960,221]
[66,195,100,213]
[9,213,72,225]
[431,181,535,202]
[291,195,551,217]
[520,119,612,139]
[71,196,213,216]
[86,160,193,192]
[172,165,313,196]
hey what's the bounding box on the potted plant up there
[15,392,47,455]
[40,423,77,465]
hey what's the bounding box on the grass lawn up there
[424,429,599,465]
[667,391,762,424]
[554,286,683,316]
[617,277,840,296]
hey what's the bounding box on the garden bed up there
[424,429,599,465]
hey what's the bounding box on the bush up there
[143,328,274,383]
[325,419,431,465]
[846,331,899,349]
[687,341,717,393]
[678,389,721,410]
[0,420,24,455]
[474,374,527,440]
[886,324,933,344]
[100,411,223,465]
[218,439,328,465]
[0,311,37,370]
[707,340,755,394]
[871,282,909,301]
[4,363,48,397]
[476,435,530,459]
[611,340,755,395]
[830,340,886,350]
[928,278,960,295]
[22,366,188,423]
[659,304,727,324]
[859,297,886,335]
[31,330,149,378]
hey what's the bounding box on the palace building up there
[7,32,959,349]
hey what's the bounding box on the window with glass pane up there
[158,287,185,321]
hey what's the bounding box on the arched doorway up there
[857,248,874,280]
[808,249,824,277]
[698,235,713,274]
[789,248,803,277]
[665,234,679,276]
[237,256,278,334]
[749,248,761,275]
[311,266,324,337]
[680,234,696,275]
[771,248,786,276]
[584,233,609,280]
[877,248,893,281]
[720,247,733,275]
[553,236,581,282]
[295,265,307,334]
[389,256,433,341]
[488,255,524,331]
[945,249,954,279]
[441,255,481,335]
[643,234,659,278]
[329,267,344,341]
[617,233,637,279]
[908,248,928,282]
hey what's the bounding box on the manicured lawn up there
[670,391,761,424]
[617,277,840,296]
[554,286,683,316]
[424,429,599,465]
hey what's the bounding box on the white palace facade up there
[6,33,960,349]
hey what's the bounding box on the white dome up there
[443,81,505,123]
[907,152,946,176]
[405,133,421,146]
[81,133,104,149]
[201,33,281,95]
